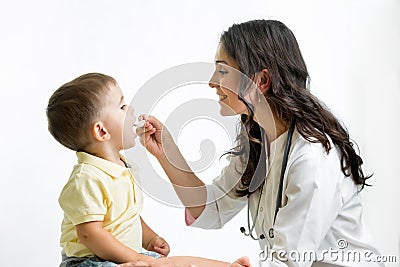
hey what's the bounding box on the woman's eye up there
[219,70,228,75]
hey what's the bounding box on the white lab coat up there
[189,128,383,266]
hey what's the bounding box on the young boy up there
[47,73,170,267]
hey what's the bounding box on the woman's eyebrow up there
[215,60,229,65]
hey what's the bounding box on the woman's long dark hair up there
[221,20,371,197]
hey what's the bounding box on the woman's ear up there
[92,121,110,142]
[256,69,271,95]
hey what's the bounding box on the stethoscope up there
[240,120,296,244]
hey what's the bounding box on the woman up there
[136,20,382,266]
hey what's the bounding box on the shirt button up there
[259,207,263,212]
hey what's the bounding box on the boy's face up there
[101,83,137,150]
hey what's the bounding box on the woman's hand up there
[230,256,251,267]
[116,257,177,267]
[146,236,170,257]
[136,115,173,159]
[116,256,251,267]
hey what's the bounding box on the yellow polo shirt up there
[59,152,143,257]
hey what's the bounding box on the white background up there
[0,0,399,266]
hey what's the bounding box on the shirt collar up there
[268,127,299,160]
[76,151,128,178]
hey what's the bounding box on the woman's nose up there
[209,72,219,88]
[209,80,218,88]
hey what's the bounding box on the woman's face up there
[209,43,248,116]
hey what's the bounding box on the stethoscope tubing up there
[241,120,296,241]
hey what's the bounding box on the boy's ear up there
[92,121,110,142]
[256,69,271,95]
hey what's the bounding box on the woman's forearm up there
[139,116,208,219]
[157,140,207,218]
[161,256,230,267]
[176,256,230,267]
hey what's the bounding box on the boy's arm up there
[76,221,156,264]
[141,216,157,248]
[141,217,170,256]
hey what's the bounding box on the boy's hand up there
[146,236,170,257]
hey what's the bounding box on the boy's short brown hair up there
[47,73,117,151]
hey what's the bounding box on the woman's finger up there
[140,115,164,129]
[136,122,155,136]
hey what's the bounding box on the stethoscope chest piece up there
[268,228,274,238]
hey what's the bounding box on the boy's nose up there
[127,105,135,115]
